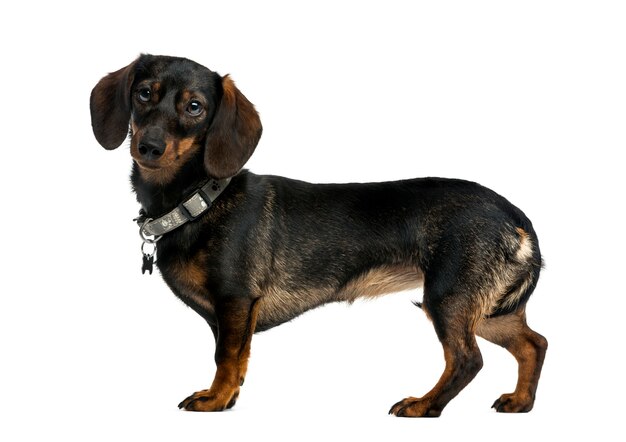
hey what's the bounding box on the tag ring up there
[141,241,157,256]
[140,218,162,244]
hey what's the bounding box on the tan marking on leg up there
[235,299,261,386]
[476,310,548,412]
[180,300,261,412]
[390,337,483,417]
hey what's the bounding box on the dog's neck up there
[131,156,212,218]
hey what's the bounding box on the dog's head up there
[90,54,262,182]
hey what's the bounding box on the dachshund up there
[90,54,547,416]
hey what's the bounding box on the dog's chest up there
[158,253,215,319]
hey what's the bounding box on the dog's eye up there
[186,100,204,116]
[137,88,151,102]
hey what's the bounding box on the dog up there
[90,54,547,416]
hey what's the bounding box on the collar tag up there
[139,219,161,275]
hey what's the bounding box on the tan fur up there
[178,90,203,112]
[476,310,548,412]
[473,226,536,319]
[476,312,525,344]
[180,299,261,411]
[173,137,198,158]
[515,227,533,261]
[168,254,214,315]
[497,227,535,311]
[180,90,193,103]
[390,338,482,417]
[172,255,207,290]
[151,81,161,99]
[255,278,333,330]
[255,264,424,330]
[339,265,424,302]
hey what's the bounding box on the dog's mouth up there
[135,159,163,170]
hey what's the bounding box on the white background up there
[1,1,624,440]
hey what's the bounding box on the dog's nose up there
[138,139,166,161]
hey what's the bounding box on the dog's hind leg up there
[389,289,484,417]
[476,308,547,412]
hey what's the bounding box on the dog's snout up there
[138,139,166,161]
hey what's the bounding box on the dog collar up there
[138,177,231,238]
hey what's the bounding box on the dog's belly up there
[337,264,424,302]
[255,264,424,331]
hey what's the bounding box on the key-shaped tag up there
[142,253,154,275]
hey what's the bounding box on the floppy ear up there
[90,59,138,150]
[204,75,262,179]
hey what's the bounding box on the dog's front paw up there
[492,392,534,413]
[389,397,441,417]
[178,388,239,412]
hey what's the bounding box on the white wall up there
[1,1,624,440]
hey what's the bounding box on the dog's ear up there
[90,59,138,150]
[204,75,262,179]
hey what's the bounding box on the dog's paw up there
[178,388,239,412]
[492,393,534,413]
[388,397,441,417]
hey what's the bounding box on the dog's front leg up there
[179,298,260,412]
